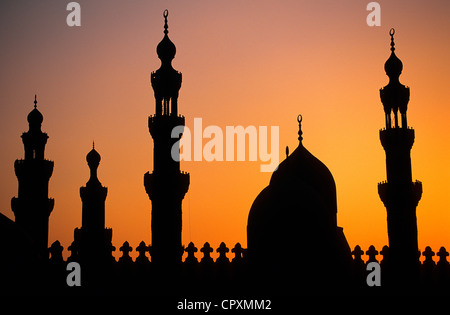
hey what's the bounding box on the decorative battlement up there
[42,240,450,294]
[148,113,185,124]
[379,126,414,132]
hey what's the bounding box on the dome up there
[157,35,176,63]
[246,116,352,291]
[269,142,337,215]
[27,107,43,125]
[86,144,102,186]
[27,94,44,126]
[384,51,403,79]
[248,117,338,229]
[247,138,339,251]
[86,147,101,168]
[27,95,43,126]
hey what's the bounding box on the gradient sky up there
[0,0,449,260]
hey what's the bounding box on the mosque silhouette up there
[1,11,449,297]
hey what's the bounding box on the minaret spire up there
[378,29,422,288]
[11,96,54,259]
[144,11,190,267]
[74,144,114,269]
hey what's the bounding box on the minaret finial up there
[163,9,169,35]
[34,94,37,109]
[297,114,303,142]
[92,140,95,149]
[389,28,395,52]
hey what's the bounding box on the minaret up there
[11,95,54,259]
[144,10,190,266]
[378,29,422,285]
[74,143,113,263]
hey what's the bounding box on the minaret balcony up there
[379,127,415,150]
[378,180,422,208]
[14,159,54,179]
[148,114,186,138]
[11,196,54,216]
[144,170,190,201]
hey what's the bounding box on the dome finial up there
[297,114,303,142]
[163,9,169,35]
[389,28,395,52]
[27,94,43,127]
[156,9,176,63]
[384,28,403,80]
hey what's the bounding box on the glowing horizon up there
[0,1,449,260]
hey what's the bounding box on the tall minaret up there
[74,144,113,263]
[144,10,190,266]
[11,95,54,259]
[377,29,422,285]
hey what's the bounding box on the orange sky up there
[0,0,449,260]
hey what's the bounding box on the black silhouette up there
[70,144,116,290]
[377,28,422,288]
[74,144,114,263]
[247,114,352,293]
[11,95,54,260]
[144,9,190,268]
[0,12,449,298]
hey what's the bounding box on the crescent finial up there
[163,10,169,35]
[389,28,396,52]
[297,114,303,142]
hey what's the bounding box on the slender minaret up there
[144,10,190,266]
[378,29,422,286]
[11,95,54,259]
[74,144,113,263]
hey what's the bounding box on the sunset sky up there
[0,0,449,260]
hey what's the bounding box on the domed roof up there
[27,95,43,126]
[247,131,338,247]
[268,140,337,213]
[248,115,337,227]
[86,145,101,167]
[247,116,351,290]
[27,107,43,125]
[385,51,403,78]
[157,35,176,62]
